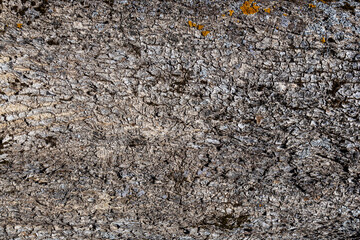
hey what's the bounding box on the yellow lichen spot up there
[188,20,197,28]
[221,14,226,17]
[201,31,210,37]
[240,0,260,15]
[229,10,234,16]
[197,25,204,30]
[321,37,326,43]
[309,4,316,8]
[264,8,271,13]
[17,23,23,28]
[283,13,288,16]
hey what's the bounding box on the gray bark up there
[0,0,359,239]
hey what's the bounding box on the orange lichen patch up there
[16,23,23,28]
[201,31,210,37]
[283,13,288,16]
[197,25,204,30]
[221,14,226,17]
[188,20,197,28]
[321,37,326,43]
[240,0,260,15]
[229,10,234,16]
[309,4,316,8]
[264,8,271,13]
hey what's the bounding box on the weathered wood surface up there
[0,0,359,239]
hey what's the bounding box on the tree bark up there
[0,0,359,238]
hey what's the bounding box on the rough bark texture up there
[0,0,360,239]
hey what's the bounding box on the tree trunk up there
[0,0,359,238]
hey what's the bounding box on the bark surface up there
[0,0,360,239]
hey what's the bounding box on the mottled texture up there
[0,0,359,239]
